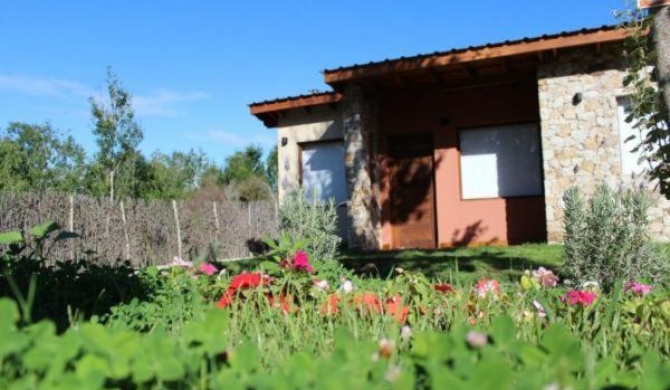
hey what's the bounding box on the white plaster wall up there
[276,106,343,201]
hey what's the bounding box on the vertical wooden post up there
[172,200,183,260]
[213,201,220,232]
[120,200,131,260]
[69,195,75,261]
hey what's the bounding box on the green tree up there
[265,145,278,193]
[87,68,144,201]
[621,5,670,197]
[221,145,265,184]
[220,145,273,201]
[0,122,86,192]
[144,149,213,199]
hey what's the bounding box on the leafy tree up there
[221,145,266,184]
[144,149,213,199]
[0,122,86,192]
[265,145,278,193]
[620,5,670,197]
[87,68,144,201]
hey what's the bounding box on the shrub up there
[278,188,341,263]
[562,185,668,290]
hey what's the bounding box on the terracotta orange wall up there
[378,81,547,248]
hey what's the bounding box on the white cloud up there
[0,74,92,97]
[133,90,209,117]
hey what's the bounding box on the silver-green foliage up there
[562,185,667,290]
[279,188,341,262]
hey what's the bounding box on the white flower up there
[339,279,354,293]
[314,279,330,292]
[400,325,412,341]
[532,300,547,318]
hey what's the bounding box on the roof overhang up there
[324,26,632,86]
[249,92,342,128]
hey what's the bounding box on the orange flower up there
[321,294,341,316]
[354,292,383,314]
[384,295,409,324]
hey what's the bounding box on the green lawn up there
[338,243,564,284]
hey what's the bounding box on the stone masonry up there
[538,45,670,242]
[342,84,380,249]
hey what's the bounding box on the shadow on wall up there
[450,220,499,247]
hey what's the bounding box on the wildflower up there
[532,300,547,318]
[385,295,409,324]
[581,281,600,292]
[313,279,330,292]
[339,279,354,293]
[624,281,652,296]
[170,257,193,267]
[466,330,488,349]
[474,279,500,299]
[293,250,314,273]
[385,365,402,382]
[400,325,412,341]
[217,291,234,309]
[377,339,395,359]
[434,283,454,293]
[199,262,217,276]
[267,294,294,314]
[321,294,340,315]
[564,290,597,307]
[532,267,559,288]
[354,292,383,314]
[229,272,272,290]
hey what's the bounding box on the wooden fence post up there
[172,200,183,260]
[120,200,131,260]
[69,194,75,261]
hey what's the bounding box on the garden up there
[1,186,670,389]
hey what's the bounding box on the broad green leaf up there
[29,221,60,239]
[0,230,23,245]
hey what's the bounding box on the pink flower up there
[199,262,217,276]
[564,290,597,307]
[292,250,314,273]
[170,257,193,267]
[624,281,652,296]
[532,267,559,288]
[474,279,500,299]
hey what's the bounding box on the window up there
[300,141,347,203]
[459,123,543,199]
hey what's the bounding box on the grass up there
[338,243,564,284]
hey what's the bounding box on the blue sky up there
[0,1,627,166]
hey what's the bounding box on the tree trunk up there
[654,6,670,127]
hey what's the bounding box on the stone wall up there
[342,85,380,249]
[538,45,670,242]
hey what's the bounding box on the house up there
[250,25,670,250]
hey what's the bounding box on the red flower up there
[564,290,597,306]
[434,283,454,294]
[229,272,271,290]
[217,291,234,309]
[293,250,314,273]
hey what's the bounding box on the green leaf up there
[0,230,23,245]
[29,221,60,240]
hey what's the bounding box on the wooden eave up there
[250,92,342,128]
[324,27,632,85]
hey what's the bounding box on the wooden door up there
[387,133,436,249]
